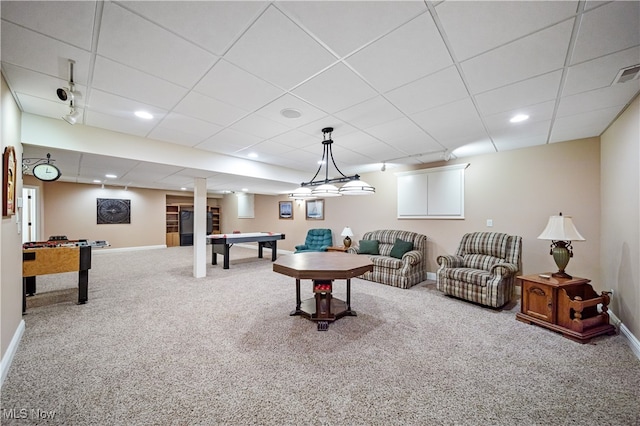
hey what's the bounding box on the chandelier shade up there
[289,127,375,199]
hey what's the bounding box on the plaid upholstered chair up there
[436,232,522,308]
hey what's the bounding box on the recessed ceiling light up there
[280,108,302,119]
[135,111,153,120]
[510,114,529,123]
[93,180,102,183]
[248,152,258,158]
[105,174,117,179]
[181,187,187,191]
[241,188,248,192]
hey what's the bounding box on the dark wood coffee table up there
[273,252,373,331]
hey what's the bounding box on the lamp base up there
[343,236,352,248]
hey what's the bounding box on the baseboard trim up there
[93,245,166,254]
[608,309,640,361]
[1,319,25,387]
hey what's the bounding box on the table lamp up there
[341,226,354,248]
[537,212,585,279]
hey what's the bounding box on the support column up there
[193,177,207,278]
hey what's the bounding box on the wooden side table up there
[516,274,616,343]
[327,246,348,253]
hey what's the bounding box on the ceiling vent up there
[612,64,640,84]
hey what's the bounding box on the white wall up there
[601,95,640,339]
[1,74,24,379]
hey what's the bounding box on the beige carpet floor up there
[2,245,639,425]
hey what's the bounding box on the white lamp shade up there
[312,183,342,197]
[339,179,375,195]
[341,226,354,237]
[288,187,316,199]
[537,215,585,241]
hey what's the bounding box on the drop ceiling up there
[2,1,639,194]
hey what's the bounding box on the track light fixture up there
[289,127,375,198]
[57,59,80,125]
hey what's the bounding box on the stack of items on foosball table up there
[23,236,110,249]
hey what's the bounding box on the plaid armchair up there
[347,230,427,289]
[436,232,522,308]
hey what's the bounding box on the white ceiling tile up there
[120,1,268,55]
[571,1,640,65]
[85,110,157,138]
[276,1,427,57]
[224,5,336,90]
[254,94,328,127]
[483,101,556,134]
[194,60,283,112]
[1,0,98,51]
[173,91,247,126]
[152,112,223,146]
[475,71,563,116]
[230,112,292,139]
[346,13,452,93]
[292,63,378,113]
[335,96,404,130]
[462,20,573,94]
[366,117,441,154]
[269,130,318,149]
[0,22,92,83]
[16,93,82,122]
[492,120,552,151]
[564,47,640,96]
[550,105,622,142]
[385,66,468,115]
[97,2,218,85]
[147,127,207,148]
[557,84,640,118]
[451,139,496,158]
[91,57,188,110]
[436,1,578,61]
[195,128,262,154]
[411,98,487,149]
[2,63,87,106]
[88,90,167,122]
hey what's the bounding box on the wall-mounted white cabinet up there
[396,163,469,219]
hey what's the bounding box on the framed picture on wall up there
[305,199,324,220]
[97,198,131,224]
[2,146,17,217]
[279,201,293,219]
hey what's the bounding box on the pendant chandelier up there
[289,127,375,199]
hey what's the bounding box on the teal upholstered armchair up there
[436,232,522,308]
[295,229,333,253]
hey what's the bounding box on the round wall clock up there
[97,198,131,224]
[32,163,61,182]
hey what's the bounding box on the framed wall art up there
[279,201,293,219]
[305,199,324,220]
[97,198,131,224]
[3,146,17,217]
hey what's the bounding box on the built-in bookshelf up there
[165,199,221,247]
[166,204,180,247]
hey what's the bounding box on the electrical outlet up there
[486,219,493,227]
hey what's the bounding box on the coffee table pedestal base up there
[290,279,357,331]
